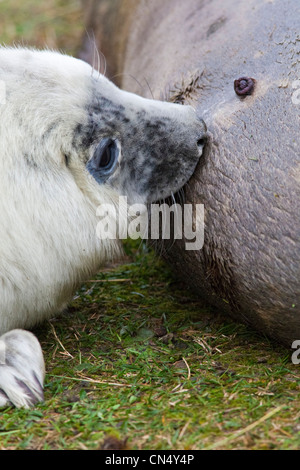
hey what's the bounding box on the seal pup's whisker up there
[144,77,155,100]
[111,73,145,94]
[85,29,103,81]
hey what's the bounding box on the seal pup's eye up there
[87,138,119,183]
[96,139,116,169]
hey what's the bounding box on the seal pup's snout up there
[119,103,209,204]
[183,111,207,165]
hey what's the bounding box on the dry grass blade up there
[205,405,285,450]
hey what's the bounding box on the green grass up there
[0,0,299,451]
[0,242,299,450]
[0,0,84,55]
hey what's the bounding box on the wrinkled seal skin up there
[82,0,300,346]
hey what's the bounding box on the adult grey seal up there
[0,46,206,407]
[82,0,300,346]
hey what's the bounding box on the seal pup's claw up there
[0,329,45,408]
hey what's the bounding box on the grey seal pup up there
[0,47,206,407]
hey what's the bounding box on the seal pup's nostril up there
[194,117,207,150]
[197,137,206,148]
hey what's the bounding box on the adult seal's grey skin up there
[82,0,300,346]
[0,47,206,408]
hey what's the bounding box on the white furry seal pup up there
[0,47,206,408]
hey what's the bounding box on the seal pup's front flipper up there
[0,330,45,408]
